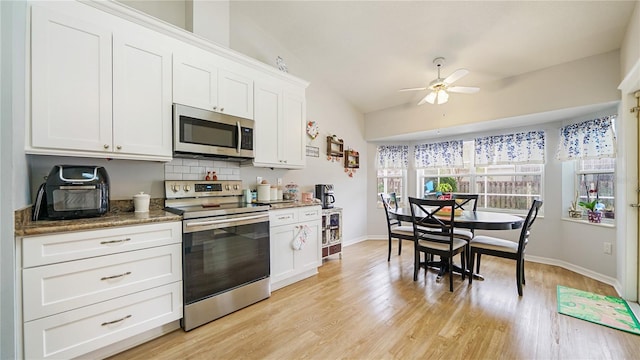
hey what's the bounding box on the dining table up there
[388,207,525,281]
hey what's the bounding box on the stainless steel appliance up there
[164,180,270,331]
[32,165,109,220]
[173,103,254,160]
[315,184,335,209]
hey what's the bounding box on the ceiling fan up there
[400,57,480,105]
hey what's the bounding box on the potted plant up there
[435,183,453,200]
[579,199,602,223]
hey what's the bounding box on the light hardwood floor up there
[110,240,640,359]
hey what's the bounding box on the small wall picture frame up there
[306,145,319,157]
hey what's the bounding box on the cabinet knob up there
[116,145,122,150]
[213,106,217,110]
[103,144,110,149]
[220,107,224,111]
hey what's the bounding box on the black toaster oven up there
[32,165,110,220]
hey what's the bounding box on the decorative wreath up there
[306,121,319,140]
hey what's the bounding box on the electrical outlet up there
[256,176,262,185]
[277,178,283,186]
[603,242,612,255]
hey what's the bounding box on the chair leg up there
[449,256,454,292]
[468,249,475,284]
[387,236,392,262]
[476,253,482,274]
[516,259,523,296]
[398,238,402,256]
[413,249,419,281]
[461,251,466,281]
[522,259,526,285]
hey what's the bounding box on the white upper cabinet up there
[28,3,173,161]
[173,46,254,119]
[253,77,306,169]
[112,31,172,157]
[31,5,113,153]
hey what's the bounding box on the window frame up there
[377,168,407,208]
[573,158,615,221]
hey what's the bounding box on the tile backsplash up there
[164,159,241,181]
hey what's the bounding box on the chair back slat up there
[381,193,400,228]
[452,193,479,211]
[517,199,543,254]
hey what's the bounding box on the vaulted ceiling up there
[231,1,637,115]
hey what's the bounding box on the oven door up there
[173,103,254,159]
[182,212,269,305]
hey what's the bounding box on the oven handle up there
[236,121,241,153]
[185,213,268,230]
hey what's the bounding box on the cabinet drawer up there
[269,208,299,226]
[24,282,182,360]
[298,206,321,221]
[22,221,181,267]
[23,244,182,321]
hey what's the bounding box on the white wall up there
[187,0,229,47]
[620,2,639,77]
[118,0,186,29]
[2,0,29,357]
[229,8,368,244]
[365,51,621,141]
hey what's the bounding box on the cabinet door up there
[253,80,282,166]
[270,224,296,284]
[218,68,254,119]
[173,49,218,111]
[295,220,321,272]
[31,5,113,152]
[112,31,172,158]
[281,89,306,168]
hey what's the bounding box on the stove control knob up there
[171,184,180,193]
[233,184,239,190]
[225,185,231,190]
[183,185,191,192]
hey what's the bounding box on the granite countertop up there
[266,201,322,210]
[15,199,181,237]
[15,199,321,237]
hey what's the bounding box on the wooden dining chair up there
[408,197,468,292]
[468,199,543,296]
[381,193,414,261]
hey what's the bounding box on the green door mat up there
[557,285,640,335]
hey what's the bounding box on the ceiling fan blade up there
[443,68,469,85]
[447,86,480,94]
[399,87,427,92]
[418,91,437,105]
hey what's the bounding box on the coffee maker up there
[315,184,335,209]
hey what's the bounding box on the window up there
[376,145,408,207]
[416,140,544,213]
[576,158,615,218]
[377,168,406,207]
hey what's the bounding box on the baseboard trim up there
[525,255,622,295]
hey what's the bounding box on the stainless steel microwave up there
[173,103,254,160]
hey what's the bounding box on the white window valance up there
[475,131,546,166]
[556,115,617,161]
[414,140,464,168]
[376,145,408,169]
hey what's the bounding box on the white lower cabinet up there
[270,206,322,290]
[19,222,183,359]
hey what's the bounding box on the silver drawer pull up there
[101,314,132,326]
[304,212,316,216]
[100,271,132,281]
[100,238,131,245]
[278,216,290,220]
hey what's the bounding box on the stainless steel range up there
[164,180,270,331]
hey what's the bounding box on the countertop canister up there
[133,192,150,213]
[257,184,271,202]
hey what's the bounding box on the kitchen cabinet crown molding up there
[79,0,309,89]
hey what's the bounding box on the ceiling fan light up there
[425,91,437,104]
[436,90,449,104]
